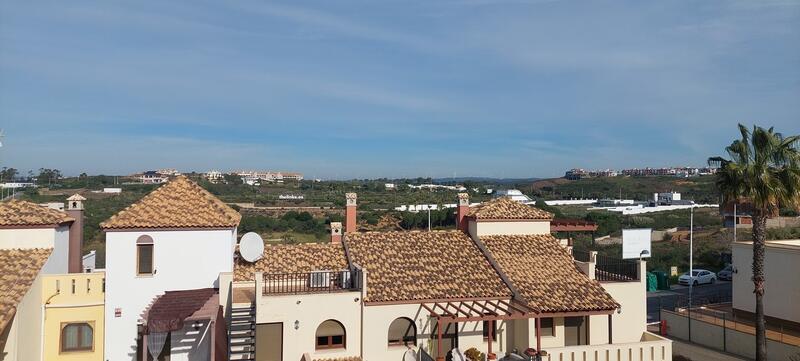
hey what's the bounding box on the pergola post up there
[436,318,444,361]
[487,320,495,360]
[142,332,148,361]
[536,317,541,354]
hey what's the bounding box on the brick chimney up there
[457,193,470,233]
[330,222,343,243]
[345,193,357,233]
[65,194,86,273]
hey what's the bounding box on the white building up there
[101,176,241,361]
[653,192,681,205]
[226,194,670,361]
[204,170,225,183]
[732,239,800,324]
[139,171,169,184]
[494,189,535,204]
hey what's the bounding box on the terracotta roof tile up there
[0,248,53,330]
[468,197,552,220]
[0,199,74,227]
[100,176,241,229]
[313,358,362,361]
[346,231,512,303]
[234,243,348,281]
[481,234,618,312]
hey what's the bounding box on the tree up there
[0,167,17,182]
[709,124,800,361]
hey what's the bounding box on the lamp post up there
[688,206,694,341]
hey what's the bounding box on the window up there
[316,319,345,349]
[564,316,589,346]
[61,323,93,352]
[482,320,497,341]
[137,235,154,275]
[388,317,416,346]
[538,317,554,337]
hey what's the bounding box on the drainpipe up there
[41,286,60,361]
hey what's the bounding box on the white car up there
[678,269,717,286]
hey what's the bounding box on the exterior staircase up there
[229,304,256,361]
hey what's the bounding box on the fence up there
[661,307,800,360]
[595,253,639,281]
[648,289,732,322]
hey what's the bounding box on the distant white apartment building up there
[235,170,304,183]
[204,170,225,183]
[1,182,35,189]
[385,183,396,189]
[408,183,467,191]
[139,171,169,184]
[156,168,181,176]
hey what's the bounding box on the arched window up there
[61,322,93,352]
[388,317,416,346]
[315,319,345,349]
[136,235,154,275]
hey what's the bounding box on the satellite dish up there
[239,232,264,263]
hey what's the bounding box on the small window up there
[61,323,93,352]
[137,235,154,275]
[482,320,498,341]
[388,317,416,346]
[316,319,345,349]
[538,317,554,337]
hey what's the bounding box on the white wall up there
[170,321,211,361]
[0,226,69,274]
[104,228,236,361]
[470,221,551,237]
[256,292,362,361]
[732,242,800,323]
[599,261,647,344]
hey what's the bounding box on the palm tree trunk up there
[752,211,768,361]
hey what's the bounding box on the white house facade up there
[100,176,240,361]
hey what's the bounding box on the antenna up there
[239,232,265,263]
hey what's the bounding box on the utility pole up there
[733,203,737,243]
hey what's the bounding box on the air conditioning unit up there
[308,271,331,288]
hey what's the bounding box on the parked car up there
[717,265,734,281]
[678,269,717,286]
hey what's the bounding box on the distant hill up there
[530,175,718,203]
[432,177,540,184]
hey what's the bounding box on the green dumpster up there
[653,271,670,290]
[646,272,657,292]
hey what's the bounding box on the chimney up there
[330,222,343,243]
[65,194,86,273]
[345,193,357,233]
[457,193,470,233]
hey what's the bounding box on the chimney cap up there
[457,193,469,206]
[345,193,357,206]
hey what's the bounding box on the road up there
[647,281,732,322]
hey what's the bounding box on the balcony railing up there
[572,249,591,262]
[595,254,639,282]
[262,269,362,295]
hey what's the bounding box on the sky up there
[0,0,798,179]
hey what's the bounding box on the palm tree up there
[709,124,800,361]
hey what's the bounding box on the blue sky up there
[1,0,798,179]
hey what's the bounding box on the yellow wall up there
[41,273,105,361]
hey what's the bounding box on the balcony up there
[258,268,363,296]
[544,332,672,361]
[572,249,640,282]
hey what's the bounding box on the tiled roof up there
[313,358,362,361]
[234,243,348,281]
[468,197,552,220]
[346,231,513,303]
[0,199,74,227]
[0,248,53,330]
[100,176,241,229]
[481,234,618,313]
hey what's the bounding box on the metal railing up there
[572,249,591,262]
[595,254,639,282]
[262,269,362,295]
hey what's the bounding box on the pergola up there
[421,298,614,361]
[421,298,537,361]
